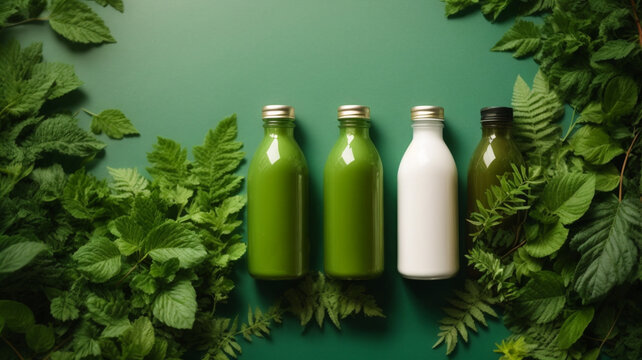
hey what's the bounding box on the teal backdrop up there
[6,0,541,358]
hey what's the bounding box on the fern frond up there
[107,167,150,198]
[468,164,543,242]
[240,305,283,342]
[512,71,564,167]
[494,336,534,360]
[466,248,517,302]
[433,280,498,355]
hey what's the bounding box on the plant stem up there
[561,107,577,142]
[1,336,25,360]
[630,0,642,47]
[82,108,98,117]
[502,239,527,258]
[618,129,639,202]
[4,17,49,28]
[599,306,623,352]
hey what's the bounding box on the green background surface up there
[6,0,541,358]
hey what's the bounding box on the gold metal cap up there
[338,105,370,120]
[262,105,295,119]
[411,106,444,121]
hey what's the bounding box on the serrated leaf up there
[480,0,510,21]
[72,237,121,283]
[0,241,49,274]
[569,125,624,165]
[131,273,157,295]
[94,0,124,12]
[592,40,636,62]
[149,258,180,280]
[601,76,638,117]
[516,271,566,324]
[492,20,541,57]
[152,280,197,329]
[32,62,82,99]
[90,109,139,139]
[23,115,105,160]
[50,292,79,321]
[444,0,479,17]
[146,137,191,186]
[49,0,115,44]
[571,195,640,303]
[557,307,594,349]
[144,220,207,268]
[26,324,55,353]
[0,300,34,333]
[537,172,595,224]
[121,317,154,359]
[112,216,144,255]
[107,167,149,198]
[524,221,569,258]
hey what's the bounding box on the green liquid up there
[324,119,384,279]
[467,124,524,247]
[247,119,309,279]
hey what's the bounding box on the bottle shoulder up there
[399,139,457,174]
[249,136,308,172]
[468,136,524,175]
[325,135,382,171]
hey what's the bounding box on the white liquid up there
[397,120,458,279]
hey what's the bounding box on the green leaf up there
[0,2,19,26]
[72,237,122,283]
[149,258,180,280]
[524,221,569,258]
[51,352,74,360]
[577,102,605,124]
[0,241,49,274]
[1,72,54,117]
[94,0,124,12]
[49,0,116,44]
[146,137,191,186]
[601,76,638,117]
[480,0,510,21]
[26,324,55,353]
[569,125,624,165]
[144,220,207,268]
[571,195,640,303]
[557,307,594,349]
[50,292,79,321]
[159,184,192,206]
[0,300,35,333]
[130,273,157,295]
[152,280,197,329]
[121,317,154,359]
[536,172,595,224]
[516,271,566,324]
[23,115,106,160]
[144,338,167,360]
[107,167,150,198]
[492,20,541,58]
[32,62,82,99]
[592,40,637,62]
[444,0,479,17]
[112,216,145,255]
[31,164,66,201]
[90,109,139,139]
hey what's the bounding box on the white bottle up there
[397,106,458,279]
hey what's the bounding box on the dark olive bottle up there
[467,107,524,248]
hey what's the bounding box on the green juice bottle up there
[467,107,524,248]
[247,105,309,279]
[324,105,384,279]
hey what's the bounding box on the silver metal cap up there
[262,105,295,119]
[411,106,444,121]
[338,105,370,120]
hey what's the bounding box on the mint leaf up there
[72,237,122,283]
[480,0,510,22]
[62,170,109,220]
[557,307,594,349]
[591,40,636,62]
[32,62,82,99]
[1,73,54,117]
[577,102,604,124]
[144,220,207,268]
[152,280,197,329]
[107,167,150,198]
[131,273,157,295]
[444,0,479,17]
[23,115,106,160]
[601,76,638,117]
[90,109,139,139]
[111,216,145,255]
[571,196,640,303]
[121,317,154,359]
[492,20,541,58]
[149,258,180,280]
[50,292,79,321]
[93,0,124,12]
[516,271,566,324]
[524,221,569,258]
[536,172,595,224]
[49,0,116,44]
[0,241,49,274]
[0,300,35,333]
[569,125,624,165]
[26,324,55,353]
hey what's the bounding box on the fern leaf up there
[466,248,517,301]
[512,71,564,167]
[433,280,498,355]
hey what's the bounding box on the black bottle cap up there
[480,106,513,123]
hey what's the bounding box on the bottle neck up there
[481,123,512,139]
[338,118,370,137]
[263,118,295,137]
[411,120,443,139]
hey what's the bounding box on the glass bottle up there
[324,105,384,279]
[398,106,458,279]
[248,105,309,279]
[467,106,525,248]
